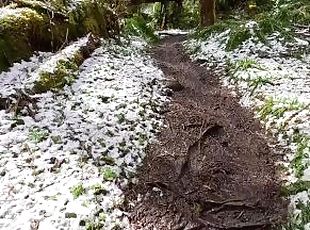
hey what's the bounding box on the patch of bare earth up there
[126,36,287,230]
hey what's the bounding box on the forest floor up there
[1,30,306,230]
[128,35,287,229]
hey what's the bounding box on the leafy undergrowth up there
[0,37,168,229]
[123,14,160,43]
[185,0,310,228]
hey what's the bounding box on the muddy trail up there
[127,35,287,229]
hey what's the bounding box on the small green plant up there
[256,13,293,42]
[91,183,108,195]
[116,113,126,124]
[71,183,85,199]
[258,97,275,120]
[28,127,49,143]
[258,98,304,121]
[248,76,274,96]
[297,201,310,226]
[86,221,103,230]
[229,58,263,80]
[226,25,252,51]
[281,181,310,197]
[283,200,310,229]
[290,134,310,178]
[193,19,241,39]
[101,167,118,181]
[235,58,259,71]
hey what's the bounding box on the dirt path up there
[128,35,287,229]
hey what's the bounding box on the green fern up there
[124,14,159,43]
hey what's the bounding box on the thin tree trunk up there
[199,0,216,27]
[160,1,169,30]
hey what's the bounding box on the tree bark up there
[199,0,215,27]
[160,1,169,30]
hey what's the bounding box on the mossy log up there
[15,0,68,18]
[0,0,119,72]
[26,33,101,93]
[0,7,46,71]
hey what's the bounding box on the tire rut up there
[127,35,287,230]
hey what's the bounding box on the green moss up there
[17,0,67,13]
[0,1,118,72]
[0,8,46,71]
[33,59,79,93]
[69,0,112,38]
[70,183,85,199]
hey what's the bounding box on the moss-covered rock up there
[0,0,119,72]
[0,7,46,71]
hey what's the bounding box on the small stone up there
[49,157,57,164]
[39,210,46,215]
[65,212,77,218]
[25,158,33,163]
[32,169,45,176]
[165,79,184,92]
[64,199,69,206]
[0,170,6,176]
[30,219,40,230]
[79,220,86,226]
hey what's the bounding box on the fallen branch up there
[198,216,270,229]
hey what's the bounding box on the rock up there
[65,212,77,218]
[0,170,6,176]
[30,219,40,230]
[79,220,86,226]
[165,79,184,92]
[39,210,46,215]
[32,168,45,176]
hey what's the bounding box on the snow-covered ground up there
[0,37,167,229]
[0,8,30,20]
[185,21,310,228]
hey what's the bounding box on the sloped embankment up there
[129,35,287,229]
[0,37,167,229]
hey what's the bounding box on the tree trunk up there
[171,0,183,28]
[199,0,216,27]
[160,1,169,30]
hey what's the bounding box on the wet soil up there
[127,35,287,229]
